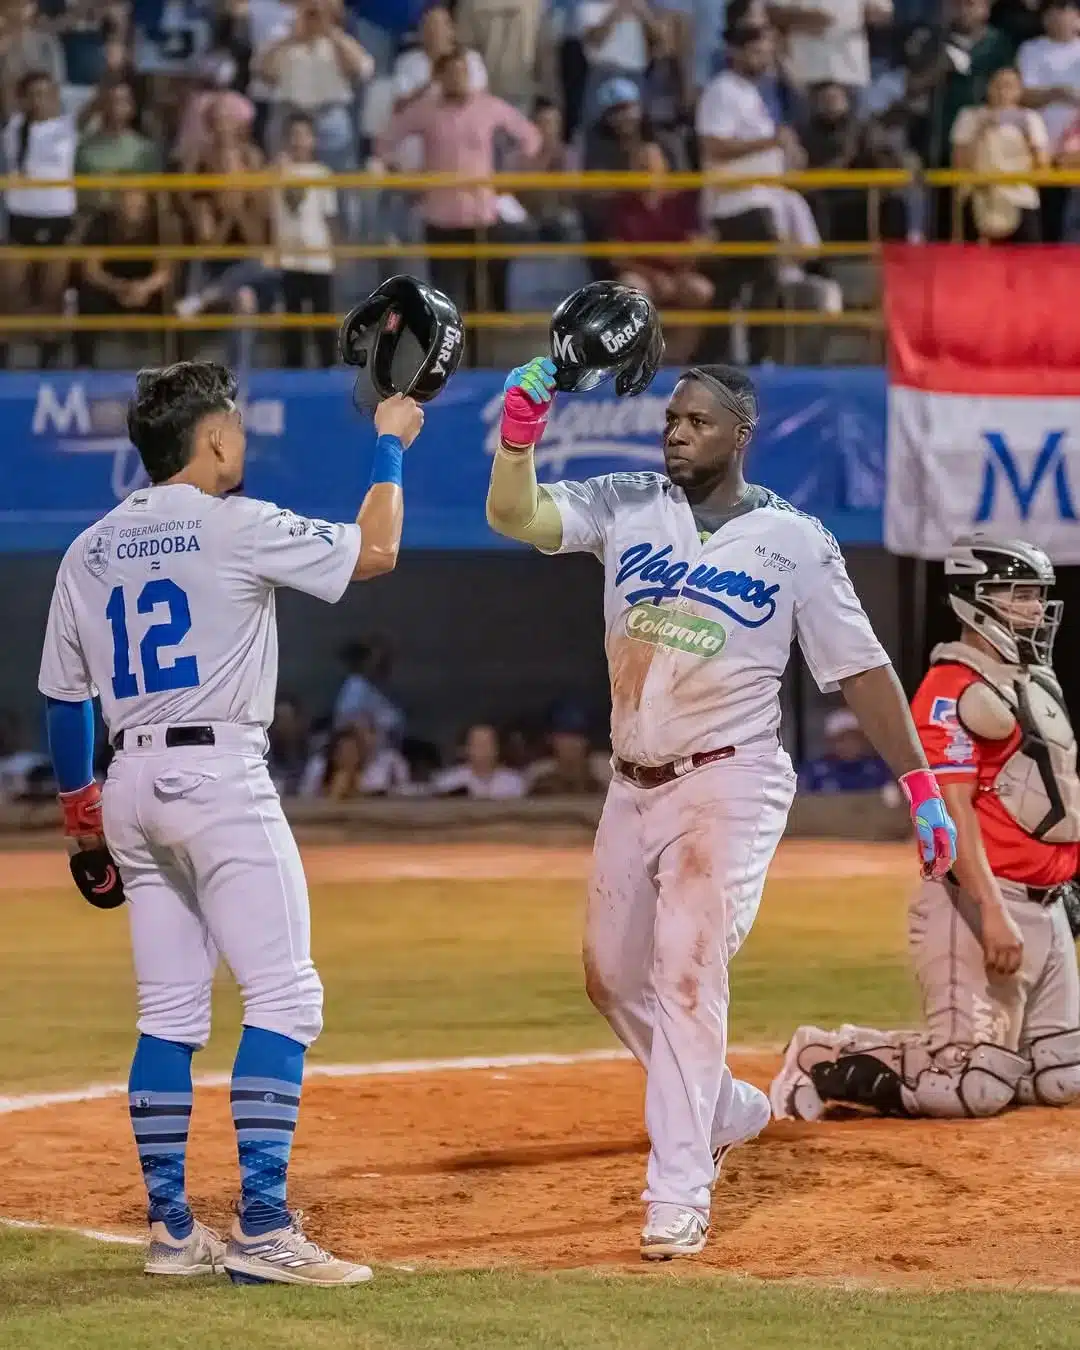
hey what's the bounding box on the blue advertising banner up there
[0,367,887,553]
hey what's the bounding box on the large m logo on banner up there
[974,432,1078,523]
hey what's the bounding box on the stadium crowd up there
[1,0,1078,367]
[0,629,893,803]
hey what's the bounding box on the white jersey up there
[38,482,361,735]
[544,473,889,764]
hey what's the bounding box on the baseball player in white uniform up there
[486,353,959,1260]
[37,360,424,1285]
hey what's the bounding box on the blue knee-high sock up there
[231,1025,305,1237]
[129,1035,196,1240]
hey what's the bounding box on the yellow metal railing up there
[0,168,1072,336]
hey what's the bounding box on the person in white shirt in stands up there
[272,111,338,368]
[1018,0,1080,240]
[695,24,824,361]
[430,723,527,800]
[1,69,77,368]
[771,0,893,98]
[392,5,488,113]
[577,0,664,123]
[312,718,411,799]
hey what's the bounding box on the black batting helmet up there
[339,275,464,410]
[549,281,664,397]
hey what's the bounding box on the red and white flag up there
[884,244,1080,561]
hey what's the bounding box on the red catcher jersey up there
[911,661,1080,887]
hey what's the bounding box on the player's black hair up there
[127,361,239,483]
[681,364,759,427]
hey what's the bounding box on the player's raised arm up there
[485,357,565,551]
[352,393,424,580]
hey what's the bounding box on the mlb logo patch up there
[384,310,401,334]
[929,697,959,729]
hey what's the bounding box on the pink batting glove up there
[499,357,556,450]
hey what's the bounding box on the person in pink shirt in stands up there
[377,47,541,331]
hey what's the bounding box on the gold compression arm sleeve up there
[485,443,564,552]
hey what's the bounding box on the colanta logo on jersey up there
[482,389,667,475]
[624,602,727,658]
[616,542,780,628]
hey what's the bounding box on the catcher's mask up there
[945,532,1061,666]
[549,280,664,397]
[339,275,464,411]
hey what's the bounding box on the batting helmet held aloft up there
[339,275,464,410]
[549,280,664,397]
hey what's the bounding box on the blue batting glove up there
[913,797,958,879]
[504,356,556,405]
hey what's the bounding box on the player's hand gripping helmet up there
[945,533,1062,666]
[549,280,664,396]
[339,275,464,411]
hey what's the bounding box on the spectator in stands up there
[921,0,1013,188]
[951,65,1048,240]
[577,0,660,125]
[798,708,891,794]
[990,0,1043,50]
[580,74,647,270]
[273,110,338,367]
[517,96,579,238]
[456,0,545,107]
[75,77,162,207]
[391,4,487,111]
[1054,103,1080,237]
[801,80,907,238]
[0,1,65,120]
[695,24,803,360]
[772,0,893,101]
[49,0,130,113]
[253,0,374,171]
[1,70,76,368]
[268,694,311,797]
[1018,0,1080,241]
[74,188,174,365]
[583,73,647,170]
[178,90,266,275]
[431,723,526,799]
[608,140,714,361]
[642,8,695,168]
[332,638,406,746]
[318,717,412,799]
[377,47,541,329]
[527,706,611,795]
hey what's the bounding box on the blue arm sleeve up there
[45,696,96,793]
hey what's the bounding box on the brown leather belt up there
[615,746,735,789]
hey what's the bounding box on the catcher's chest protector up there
[932,640,1080,843]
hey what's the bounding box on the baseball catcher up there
[771,534,1080,1120]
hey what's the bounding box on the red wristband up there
[58,781,102,838]
[898,768,942,808]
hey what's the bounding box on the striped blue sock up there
[129,1035,195,1241]
[231,1025,305,1237]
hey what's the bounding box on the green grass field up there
[3,858,1070,1349]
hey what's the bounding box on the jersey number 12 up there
[106,579,201,699]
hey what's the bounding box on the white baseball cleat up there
[144,1218,227,1277]
[711,1084,772,1184]
[640,1204,710,1261]
[769,1025,839,1121]
[224,1211,374,1286]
